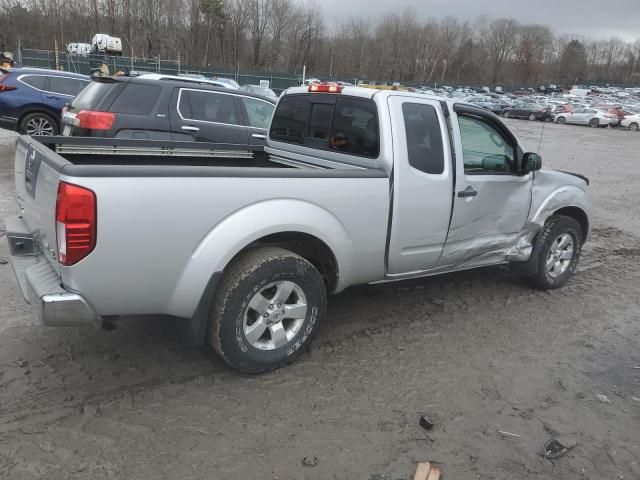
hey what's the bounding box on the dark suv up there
[63,76,276,146]
[0,67,89,135]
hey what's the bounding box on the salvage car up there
[621,113,640,131]
[502,102,552,121]
[62,76,275,146]
[6,85,590,374]
[554,108,617,127]
[0,67,89,135]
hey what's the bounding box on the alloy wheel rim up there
[545,233,574,278]
[26,117,54,136]
[243,280,307,351]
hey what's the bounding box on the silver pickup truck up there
[6,85,590,373]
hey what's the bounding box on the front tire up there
[529,113,537,121]
[526,215,583,290]
[630,122,639,131]
[589,118,599,128]
[557,116,566,124]
[209,247,326,374]
[503,110,511,118]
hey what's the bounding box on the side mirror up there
[522,152,542,173]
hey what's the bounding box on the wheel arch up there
[552,206,589,241]
[168,199,352,321]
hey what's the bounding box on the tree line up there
[1,0,639,86]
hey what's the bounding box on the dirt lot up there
[1,122,639,480]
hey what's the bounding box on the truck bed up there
[12,135,390,321]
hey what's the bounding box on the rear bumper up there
[6,215,98,326]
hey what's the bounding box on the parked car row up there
[0,66,279,144]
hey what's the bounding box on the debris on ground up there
[542,438,577,459]
[419,415,434,430]
[413,462,442,480]
[631,397,640,403]
[498,430,525,438]
[596,394,611,403]
[302,456,318,467]
[0,257,8,264]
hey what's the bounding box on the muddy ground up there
[0,122,639,479]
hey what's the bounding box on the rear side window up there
[20,75,47,90]
[402,103,444,174]
[330,97,379,158]
[270,95,379,158]
[270,95,309,144]
[110,82,161,115]
[179,89,240,125]
[240,97,274,129]
[48,77,88,96]
[71,81,120,110]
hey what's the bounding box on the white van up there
[91,34,122,56]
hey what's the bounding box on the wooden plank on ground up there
[413,462,442,480]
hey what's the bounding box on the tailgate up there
[14,136,68,271]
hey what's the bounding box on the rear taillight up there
[76,110,115,130]
[0,84,16,92]
[55,182,96,266]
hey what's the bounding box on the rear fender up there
[167,199,352,318]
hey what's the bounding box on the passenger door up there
[440,107,532,268]
[386,96,454,274]
[170,88,248,144]
[237,96,275,146]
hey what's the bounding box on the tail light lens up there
[0,84,16,92]
[56,182,97,266]
[76,110,115,130]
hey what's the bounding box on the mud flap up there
[177,272,222,347]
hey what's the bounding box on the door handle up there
[457,187,478,198]
[251,133,267,139]
[181,125,200,132]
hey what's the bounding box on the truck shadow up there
[1,264,535,416]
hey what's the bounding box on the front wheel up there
[630,122,639,131]
[209,247,326,374]
[529,113,537,121]
[526,215,583,290]
[557,116,566,124]
[589,118,599,128]
[503,110,511,118]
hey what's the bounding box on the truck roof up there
[283,85,451,105]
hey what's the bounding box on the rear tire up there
[630,122,639,131]
[209,247,326,374]
[557,116,566,124]
[525,215,583,290]
[503,110,511,118]
[19,112,58,136]
[589,118,599,128]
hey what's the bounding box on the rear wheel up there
[630,122,639,131]
[19,112,58,136]
[557,116,566,124]
[209,247,326,374]
[589,118,599,128]
[503,110,511,118]
[524,215,583,290]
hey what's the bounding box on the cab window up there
[458,115,515,174]
[270,94,379,158]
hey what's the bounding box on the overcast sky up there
[319,0,640,42]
